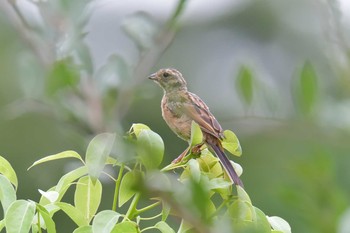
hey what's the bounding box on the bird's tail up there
[208,142,244,188]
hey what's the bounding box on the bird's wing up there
[182,92,224,139]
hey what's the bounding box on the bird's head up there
[148,68,187,93]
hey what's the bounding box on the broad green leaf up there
[28,150,84,170]
[222,130,242,157]
[136,129,164,169]
[267,216,291,233]
[92,210,121,233]
[0,219,4,231]
[4,200,35,233]
[55,202,88,226]
[111,221,139,233]
[188,159,201,182]
[0,156,18,189]
[295,62,318,114]
[207,178,231,190]
[55,166,88,202]
[74,176,102,223]
[231,161,243,177]
[129,123,150,138]
[119,171,139,207]
[46,57,80,95]
[85,133,115,179]
[227,200,254,221]
[0,174,16,213]
[236,65,254,105]
[190,121,203,147]
[155,221,175,233]
[237,185,252,204]
[36,204,56,233]
[73,226,93,233]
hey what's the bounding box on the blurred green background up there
[1,0,350,232]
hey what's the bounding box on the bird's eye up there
[163,72,169,78]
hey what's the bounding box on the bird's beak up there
[148,73,157,80]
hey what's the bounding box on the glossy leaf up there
[0,174,16,214]
[92,210,121,233]
[119,171,139,207]
[155,221,175,233]
[85,133,115,179]
[268,216,292,233]
[0,156,18,190]
[222,130,242,157]
[73,226,93,233]
[4,200,35,233]
[236,65,254,105]
[136,129,164,169]
[36,204,56,233]
[111,221,139,233]
[55,202,88,226]
[190,121,203,147]
[74,176,102,222]
[28,150,84,170]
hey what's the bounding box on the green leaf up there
[73,226,93,233]
[0,156,18,190]
[92,210,121,233]
[155,221,175,233]
[129,123,150,138]
[28,150,84,170]
[236,65,254,105]
[55,202,88,226]
[0,219,4,232]
[190,121,203,147]
[4,200,35,233]
[237,185,252,204]
[136,129,164,169]
[36,204,56,233]
[119,171,139,207]
[46,57,80,95]
[85,133,116,179]
[188,159,201,182]
[228,200,254,221]
[76,42,94,75]
[38,189,59,203]
[295,61,318,114]
[222,130,242,157]
[74,176,102,223]
[111,221,139,233]
[267,216,291,233]
[254,207,272,233]
[0,174,16,213]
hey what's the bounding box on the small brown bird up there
[149,68,243,187]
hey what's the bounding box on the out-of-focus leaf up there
[4,200,35,233]
[155,221,175,233]
[122,12,158,50]
[119,171,139,207]
[0,155,18,190]
[338,208,350,233]
[222,130,242,157]
[95,54,130,91]
[92,210,121,233]
[136,129,164,170]
[76,42,94,75]
[46,57,80,95]
[254,208,273,233]
[85,133,115,179]
[28,150,84,170]
[268,216,292,233]
[294,61,318,114]
[0,220,4,232]
[128,123,150,138]
[74,176,102,222]
[112,221,139,233]
[236,65,254,105]
[0,174,16,213]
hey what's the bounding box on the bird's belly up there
[162,108,192,141]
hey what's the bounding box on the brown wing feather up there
[182,92,224,139]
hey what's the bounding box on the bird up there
[148,68,243,187]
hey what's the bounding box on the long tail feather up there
[208,142,244,188]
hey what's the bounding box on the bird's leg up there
[172,146,190,164]
[191,142,204,156]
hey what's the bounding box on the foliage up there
[0,123,291,233]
